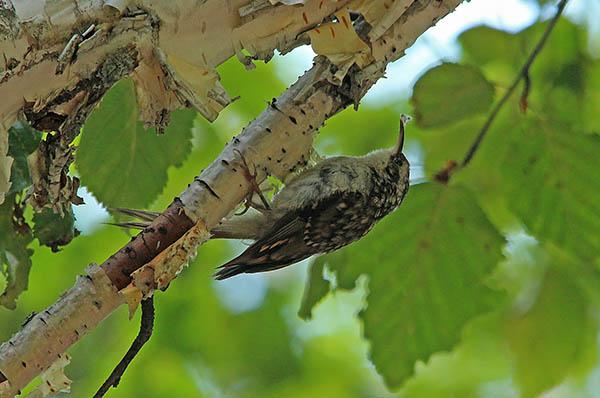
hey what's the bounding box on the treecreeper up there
[116,115,411,279]
[212,115,411,279]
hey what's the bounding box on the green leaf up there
[7,122,42,195]
[314,183,505,388]
[502,116,600,260]
[583,61,600,135]
[77,79,195,208]
[0,194,33,309]
[411,63,495,128]
[459,26,523,68]
[399,313,513,398]
[524,20,585,85]
[460,20,585,79]
[33,207,77,252]
[506,268,595,398]
[298,257,331,320]
[457,20,591,134]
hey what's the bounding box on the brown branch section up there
[102,198,194,290]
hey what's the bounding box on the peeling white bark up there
[0,0,349,206]
[0,1,464,396]
[0,0,349,127]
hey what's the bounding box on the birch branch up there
[0,0,350,207]
[0,1,463,396]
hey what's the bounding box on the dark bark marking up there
[196,179,221,199]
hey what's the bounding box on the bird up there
[112,115,411,280]
[211,115,411,279]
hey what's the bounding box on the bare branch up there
[93,297,155,398]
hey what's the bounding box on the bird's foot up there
[233,149,271,215]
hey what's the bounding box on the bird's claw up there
[233,149,271,213]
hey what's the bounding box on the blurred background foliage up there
[2,0,600,397]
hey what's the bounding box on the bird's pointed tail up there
[214,264,248,280]
[107,208,160,229]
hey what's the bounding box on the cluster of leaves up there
[301,16,600,397]
[0,126,78,307]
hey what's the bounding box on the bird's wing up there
[215,190,369,279]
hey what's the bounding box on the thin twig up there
[460,0,569,167]
[93,297,155,398]
[519,70,531,113]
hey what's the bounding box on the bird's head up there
[387,114,410,189]
[361,114,410,189]
[390,113,410,165]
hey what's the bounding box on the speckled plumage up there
[214,117,411,280]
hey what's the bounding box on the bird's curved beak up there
[393,114,411,156]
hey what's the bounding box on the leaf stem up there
[459,0,570,168]
[93,297,155,398]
